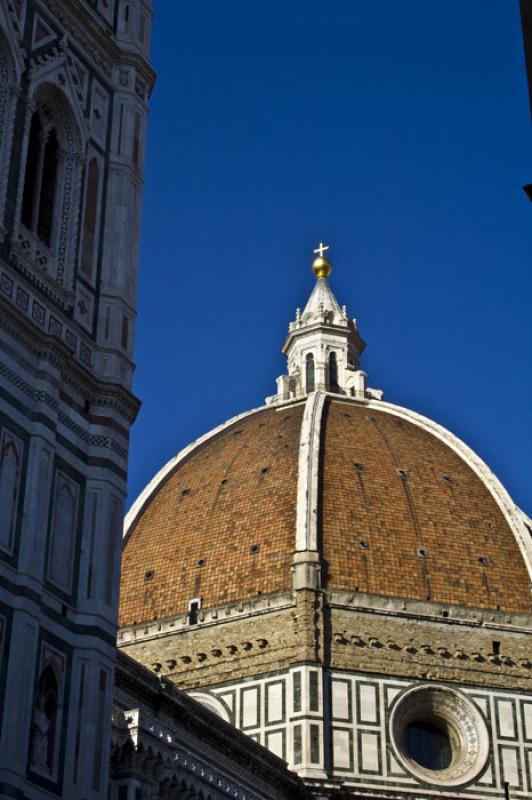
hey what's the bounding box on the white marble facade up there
[192,666,532,797]
[0,1,154,798]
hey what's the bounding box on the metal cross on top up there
[313,241,330,258]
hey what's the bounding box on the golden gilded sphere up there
[312,255,332,279]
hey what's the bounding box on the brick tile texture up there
[120,397,531,629]
[120,404,304,626]
[321,401,531,613]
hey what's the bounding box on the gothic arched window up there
[306,353,315,393]
[21,111,60,248]
[328,351,339,392]
[18,84,84,288]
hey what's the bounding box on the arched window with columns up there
[17,83,84,289]
[21,112,61,249]
[0,28,21,231]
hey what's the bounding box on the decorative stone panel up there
[156,664,532,797]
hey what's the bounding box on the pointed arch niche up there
[15,80,85,293]
[46,468,80,596]
[30,645,66,782]
[0,426,24,556]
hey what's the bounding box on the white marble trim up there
[295,391,326,552]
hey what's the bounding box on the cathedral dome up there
[120,247,531,631]
[120,394,532,628]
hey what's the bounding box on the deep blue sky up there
[129,1,532,517]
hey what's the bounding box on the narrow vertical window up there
[132,111,141,167]
[306,353,315,393]
[293,724,302,764]
[309,670,319,711]
[328,351,339,392]
[188,600,199,625]
[310,724,320,763]
[22,112,41,229]
[0,429,23,554]
[293,671,302,713]
[81,158,99,277]
[121,315,129,349]
[37,128,59,246]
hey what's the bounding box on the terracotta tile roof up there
[321,401,531,613]
[120,397,531,628]
[119,404,304,626]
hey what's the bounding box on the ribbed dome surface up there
[120,398,531,627]
[120,404,304,626]
[321,401,530,611]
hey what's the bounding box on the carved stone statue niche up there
[30,665,59,775]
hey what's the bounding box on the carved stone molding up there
[389,683,490,787]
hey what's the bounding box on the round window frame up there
[389,684,490,787]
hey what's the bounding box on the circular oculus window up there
[389,684,489,787]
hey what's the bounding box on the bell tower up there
[0,2,154,798]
